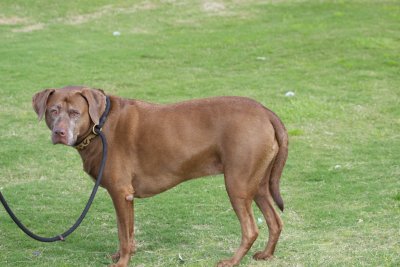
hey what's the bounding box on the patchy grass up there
[1,0,399,266]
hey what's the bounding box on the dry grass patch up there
[12,23,45,33]
[202,1,226,12]
[0,16,28,25]
[62,2,158,25]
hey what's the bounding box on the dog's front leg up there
[108,185,135,267]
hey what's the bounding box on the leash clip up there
[92,124,102,135]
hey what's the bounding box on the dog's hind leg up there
[253,193,283,260]
[217,170,262,267]
[253,162,283,260]
[217,196,258,267]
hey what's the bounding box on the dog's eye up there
[69,110,80,118]
[50,109,58,116]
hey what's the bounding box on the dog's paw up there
[216,259,237,267]
[108,261,127,267]
[252,251,273,260]
[110,251,120,262]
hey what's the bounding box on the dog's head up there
[32,86,106,146]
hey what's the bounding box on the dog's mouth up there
[51,128,76,146]
[52,134,70,145]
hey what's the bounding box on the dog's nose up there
[54,127,66,137]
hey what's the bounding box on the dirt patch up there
[6,2,159,33]
[201,1,239,17]
[174,18,200,27]
[130,26,152,34]
[133,1,158,11]
[12,23,45,33]
[63,2,158,25]
[63,5,113,25]
[202,1,226,12]
[0,16,28,25]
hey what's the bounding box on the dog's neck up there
[74,129,98,150]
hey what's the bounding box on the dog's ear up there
[80,88,106,125]
[32,88,55,121]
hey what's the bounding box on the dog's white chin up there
[51,131,76,146]
[52,136,69,145]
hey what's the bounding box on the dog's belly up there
[132,152,223,198]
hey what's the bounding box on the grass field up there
[1,0,399,266]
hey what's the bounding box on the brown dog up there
[32,86,288,267]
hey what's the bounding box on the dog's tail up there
[267,109,288,212]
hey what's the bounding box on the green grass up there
[1,0,399,266]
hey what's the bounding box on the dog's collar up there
[74,96,111,151]
[74,129,99,150]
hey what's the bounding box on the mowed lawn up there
[0,0,399,266]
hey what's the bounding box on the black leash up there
[0,96,111,242]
